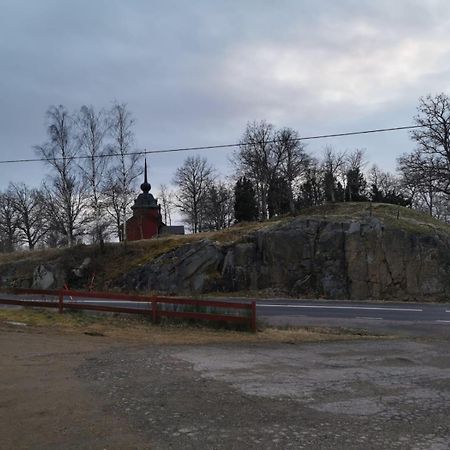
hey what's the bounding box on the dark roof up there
[160,225,185,235]
[132,158,158,209]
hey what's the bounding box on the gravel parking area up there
[2,325,450,449]
[79,340,450,449]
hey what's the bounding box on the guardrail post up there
[251,301,256,333]
[58,291,64,314]
[152,301,158,324]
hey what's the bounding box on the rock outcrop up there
[0,253,92,290]
[117,216,450,301]
[118,240,223,294]
[2,205,449,302]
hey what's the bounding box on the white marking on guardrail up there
[258,304,423,312]
[436,320,450,324]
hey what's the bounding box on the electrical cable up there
[0,124,423,165]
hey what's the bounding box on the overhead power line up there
[0,124,423,165]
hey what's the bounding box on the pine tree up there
[234,177,258,222]
[267,176,290,217]
[345,168,367,202]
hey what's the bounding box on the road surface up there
[256,299,449,322]
[2,293,450,336]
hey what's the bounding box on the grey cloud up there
[1,0,450,190]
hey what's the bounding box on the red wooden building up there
[125,160,184,241]
[126,160,162,241]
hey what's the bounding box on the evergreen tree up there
[296,166,323,208]
[234,177,258,222]
[323,171,336,202]
[383,190,411,207]
[323,172,344,203]
[370,184,411,206]
[267,176,290,217]
[345,168,367,202]
[370,183,384,202]
[297,180,321,208]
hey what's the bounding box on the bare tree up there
[408,93,450,196]
[369,165,397,198]
[321,146,346,203]
[203,181,234,230]
[297,158,324,208]
[275,127,310,213]
[0,190,18,252]
[398,150,440,216]
[107,102,141,241]
[77,105,110,245]
[10,183,48,250]
[158,184,174,225]
[346,149,366,172]
[103,173,124,240]
[173,155,214,233]
[34,105,86,246]
[234,121,283,219]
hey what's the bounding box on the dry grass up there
[298,202,450,235]
[0,308,378,345]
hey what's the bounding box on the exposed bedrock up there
[117,216,450,301]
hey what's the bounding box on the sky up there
[1,0,450,193]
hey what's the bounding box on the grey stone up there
[32,264,56,289]
[116,215,450,301]
[72,257,92,278]
[118,239,224,294]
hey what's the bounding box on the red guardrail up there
[0,288,257,332]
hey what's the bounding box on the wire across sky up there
[0,124,423,165]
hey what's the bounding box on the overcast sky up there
[1,0,450,192]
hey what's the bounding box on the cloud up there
[1,0,450,189]
[218,13,450,127]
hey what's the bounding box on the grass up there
[297,202,450,235]
[0,308,382,345]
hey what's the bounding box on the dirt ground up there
[0,325,150,450]
[2,320,450,449]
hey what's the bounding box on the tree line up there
[0,103,141,251]
[164,93,450,230]
[0,93,449,251]
[167,133,410,231]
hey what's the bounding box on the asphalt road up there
[3,293,450,337]
[256,299,450,322]
[60,297,450,323]
[255,299,450,338]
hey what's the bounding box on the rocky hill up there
[2,203,450,301]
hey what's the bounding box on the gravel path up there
[78,339,450,449]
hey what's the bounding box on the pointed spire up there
[140,158,151,193]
